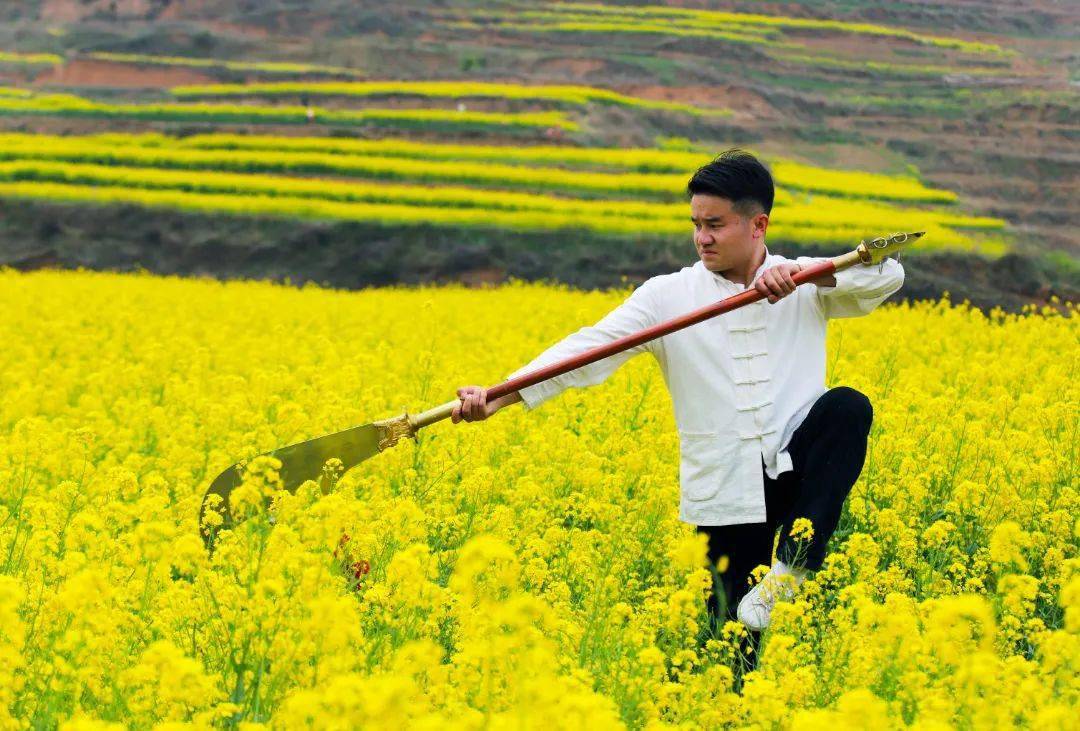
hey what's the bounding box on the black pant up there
[696,386,873,623]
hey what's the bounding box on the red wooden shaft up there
[485,259,838,402]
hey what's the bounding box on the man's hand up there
[453,385,494,423]
[753,262,802,304]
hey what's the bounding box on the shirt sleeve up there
[794,254,905,319]
[504,279,662,411]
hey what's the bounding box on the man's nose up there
[694,230,713,246]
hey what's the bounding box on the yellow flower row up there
[458,18,802,51]
[0,50,63,66]
[512,3,1012,56]
[3,131,966,205]
[0,178,991,250]
[0,133,696,199]
[151,132,965,204]
[170,80,731,117]
[0,159,688,219]
[0,131,1007,251]
[0,174,1002,256]
[86,51,366,77]
[0,160,1005,252]
[129,130,714,173]
[0,92,578,132]
[0,178,692,234]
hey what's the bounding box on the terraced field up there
[0,131,1005,252]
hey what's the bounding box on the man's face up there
[689,194,768,273]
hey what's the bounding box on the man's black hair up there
[686,148,774,218]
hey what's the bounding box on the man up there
[451,149,904,632]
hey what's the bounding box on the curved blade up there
[198,421,387,549]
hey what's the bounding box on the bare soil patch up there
[34,59,218,88]
[41,0,158,23]
[613,84,779,121]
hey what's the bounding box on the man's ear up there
[752,212,769,238]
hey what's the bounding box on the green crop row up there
[0,93,577,132]
[764,51,1010,79]
[170,80,730,117]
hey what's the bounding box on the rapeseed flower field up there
[0,269,1075,728]
[0,132,1005,253]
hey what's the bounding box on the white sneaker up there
[737,564,805,631]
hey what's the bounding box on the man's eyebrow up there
[689,216,724,223]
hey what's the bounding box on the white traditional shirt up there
[504,245,905,527]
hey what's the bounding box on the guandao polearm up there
[198,231,922,549]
